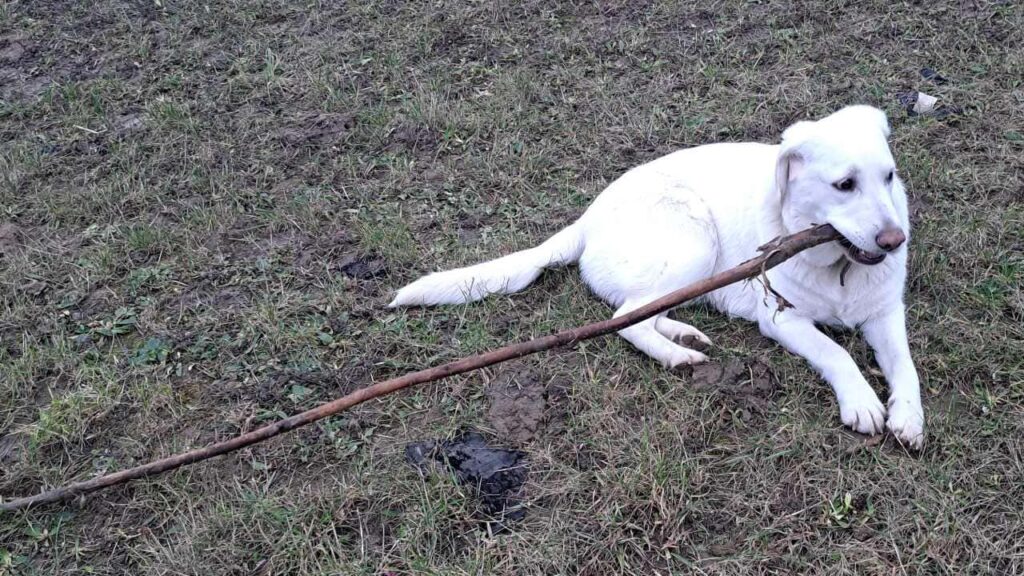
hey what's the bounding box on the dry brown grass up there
[1,1,1023,574]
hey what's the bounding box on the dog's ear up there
[835,104,892,138]
[872,109,891,138]
[844,105,891,138]
[775,120,814,198]
[775,149,804,198]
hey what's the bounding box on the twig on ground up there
[0,224,841,512]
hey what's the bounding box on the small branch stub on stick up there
[0,224,841,512]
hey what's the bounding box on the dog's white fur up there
[390,106,925,448]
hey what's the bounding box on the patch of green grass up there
[147,96,197,133]
[125,265,171,295]
[27,367,123,449]
[352,204,418,265]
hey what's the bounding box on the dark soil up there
[406,431,528,534]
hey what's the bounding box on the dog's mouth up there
[838,236,886,265]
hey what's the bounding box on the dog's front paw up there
[665,348,709,368]
[886,396,925,450]
[838,388,886,435]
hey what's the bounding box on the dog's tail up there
[388,222,585,307]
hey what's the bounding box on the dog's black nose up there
[876,228,906,252]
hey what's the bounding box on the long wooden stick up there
[0,224,840,512]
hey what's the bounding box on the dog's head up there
[775,105,909,268]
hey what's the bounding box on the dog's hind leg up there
[578,181,719,368]
[614,299,709,368]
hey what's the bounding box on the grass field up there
[1,1,1023,573]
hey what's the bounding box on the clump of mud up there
[485,364,568,444]
[685,358,777,418]
[405,431,527,534]
[338,253,388,280]
[276,112,355,147]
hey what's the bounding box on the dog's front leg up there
[759,314,886,435]
[861,306,925,449]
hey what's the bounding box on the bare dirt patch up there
[0,223,24,257]
[687,358,777,415]
[485,363,569,444]
[0,33,51,101]
[0,35,29,63]
[0,433,27,468]
[277,112,356,147]
[386,121,440,154]
[338,252,388,280]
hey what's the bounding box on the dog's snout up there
[876,228,906,252]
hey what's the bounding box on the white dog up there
[390,106,925,449]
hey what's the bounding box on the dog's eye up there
[833,178,856,192]
[885,170,894,183]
